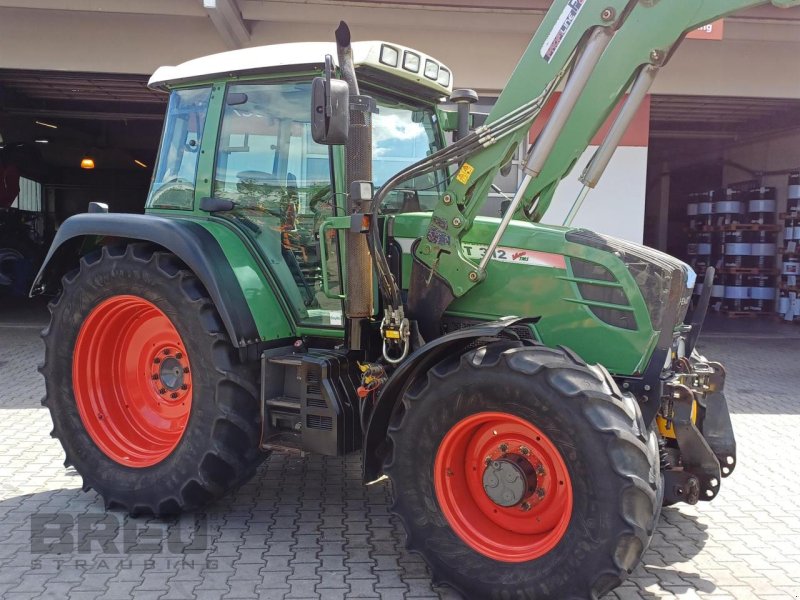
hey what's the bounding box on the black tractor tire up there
[385,343,662,600]
[40,243,266,515]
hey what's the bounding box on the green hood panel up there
[392,214,661,376]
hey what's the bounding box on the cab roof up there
[148,41,453,102]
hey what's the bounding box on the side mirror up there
[311,55,349,145]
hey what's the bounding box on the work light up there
[424,59,439,80]
[403,52,420,73]
[380,45,399,67]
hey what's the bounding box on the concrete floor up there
[0,298,799,599]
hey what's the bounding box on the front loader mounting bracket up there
[668,382,723,502]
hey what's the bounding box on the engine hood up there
[389,213,690,377]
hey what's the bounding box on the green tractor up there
[33,1,797,597]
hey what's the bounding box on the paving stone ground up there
[1,309,799,600]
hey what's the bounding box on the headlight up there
[437,68,451,87]
[380,45,399,67]
[567,230,692,331]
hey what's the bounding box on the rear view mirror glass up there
[311,76,349,145]
[226,92,248,106]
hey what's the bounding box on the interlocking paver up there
[3,317,800,599]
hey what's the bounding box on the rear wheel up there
[41,244,266,515]
[385,343,661,599]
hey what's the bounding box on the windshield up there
[371,95,447,213]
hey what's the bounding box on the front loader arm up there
[411,0,799,304]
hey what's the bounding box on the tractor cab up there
[145,41,452,328]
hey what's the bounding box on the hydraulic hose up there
[365,67,566,309]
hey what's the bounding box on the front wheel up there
[385,343,662,599]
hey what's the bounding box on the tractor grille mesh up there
[306,414,333,430]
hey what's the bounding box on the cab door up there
[211,81,344,328]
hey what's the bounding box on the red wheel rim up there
[72,295,192,468]
[434,412,573,562]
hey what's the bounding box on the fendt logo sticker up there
[541,0,586,63]
[462,243,567,269]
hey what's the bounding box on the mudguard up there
[361,316,537,483]
[31,213,265,354]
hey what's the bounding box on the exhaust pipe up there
[335,21,375,332]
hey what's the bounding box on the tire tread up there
[384,343,661,599]
[40,243,265,515]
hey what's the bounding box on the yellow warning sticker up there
[456,163,475,185]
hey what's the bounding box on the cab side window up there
[147,87,211,210]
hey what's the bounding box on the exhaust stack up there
[335,22,375,333]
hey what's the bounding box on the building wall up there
[0,2,798,99]
[542,146,648,242]
[1,1,798,243]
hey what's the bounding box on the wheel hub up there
[482,455,537,507]
[158,356,184,390]
[148,346,191,402]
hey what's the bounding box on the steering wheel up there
[149,178,194,209]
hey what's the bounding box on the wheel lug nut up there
[183,367,190,374]
[151,374,159,380]
[536,464,545,476]
[484,456,492,466]
[520,502,531,512]
[181,384,188,390]
[175,352,182,359]
[159,388,167,394]
[520,446,530,456]
[163,349,171,355]
[499,443,508,453]
[536,488,546,498]
[171,392,178,399]
[154,357,161,364]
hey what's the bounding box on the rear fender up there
[361,316,538,483]
[31,213,287,359]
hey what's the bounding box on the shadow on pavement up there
[620,507,714,599]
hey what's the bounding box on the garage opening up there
[644,94,800,323]
[0,70,167,314]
